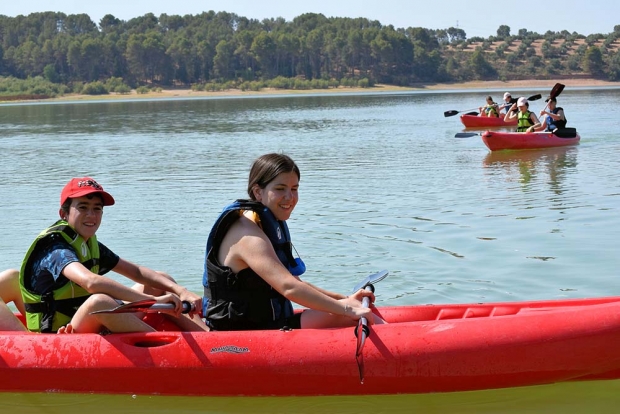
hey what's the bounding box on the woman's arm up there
[302,281,347,300]
[224,218,373,320]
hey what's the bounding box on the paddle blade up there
[444,110,459,117]
[550,83,565,99]
[454,132,480,138]
[355,320,369,384]
[352,270,388,293]
[527,94,542,101]
[356,350,365,383]
[91,300,158,314]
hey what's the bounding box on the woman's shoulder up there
[227,213,264,240]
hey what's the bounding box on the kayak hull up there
[460,114,516,128]
[1,296,620,397]
[482,130,580,151]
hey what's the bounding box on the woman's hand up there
[349,288,376,304]
[342,301,376,323]
[340,289,377,323]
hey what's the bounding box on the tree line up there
[0,11,618,96]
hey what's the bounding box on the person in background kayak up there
[530,97,567,132]
[18,177,208,334]
[479,96,500,117]
[0,269,27,331]
[203,153,386,331]
[504,97,539,132]
[499,92,518,114]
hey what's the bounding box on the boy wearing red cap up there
[17,177,207,334]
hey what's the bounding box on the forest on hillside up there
[1,11,619,97]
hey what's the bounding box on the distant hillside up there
[0,12,619,97]
[442,27,620,82]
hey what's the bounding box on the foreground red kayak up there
[1,295,620,397]
[481,129,580,151]
[460,114,516,128]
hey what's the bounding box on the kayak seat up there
[553,127,577,138]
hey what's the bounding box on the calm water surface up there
[1,87,619,412]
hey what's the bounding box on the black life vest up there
[202,200,305,330]
[547,107,567,130]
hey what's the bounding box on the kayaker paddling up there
[504,97,539,132]
[498,92,518,114]
[531,97,567,132]
[479,95,500,117]
[18,177,208,334]
[203,153,386,331]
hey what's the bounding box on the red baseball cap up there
[60,177,115,206]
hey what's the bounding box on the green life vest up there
[484,104,499,117]
[19,220,100,333]
[517,110,534,132]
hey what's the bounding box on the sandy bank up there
[8,78,620,104]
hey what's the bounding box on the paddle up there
[541,83,566,113]
[444,94,542,118]
[454,132,483,138]
[444,107,480,118]
[549,83,565,101]
[90,300,193,315]
[93,270,389,316]
[353,269,388,383]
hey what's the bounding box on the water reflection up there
[482,147,579,194]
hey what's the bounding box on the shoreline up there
[8,78,620,103]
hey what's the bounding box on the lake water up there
[1,86,619,412]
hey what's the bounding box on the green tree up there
[583,46,604,76]
[469,49,496,79]
[43,63,59,83]
[447,27,467,43]
[305,29,325,79]
[62,14,98,36]
[497,25,511,38]
[167,36,194,84]
[213,40,235,79]
[99,14,123,35]
[251,31,277,78]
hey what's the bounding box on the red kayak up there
[1,295,620,397]
[482,129,580,151]
[460,114,516,128]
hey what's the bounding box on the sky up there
[2,1,617,39]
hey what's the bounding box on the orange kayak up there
[482,129,580,151]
